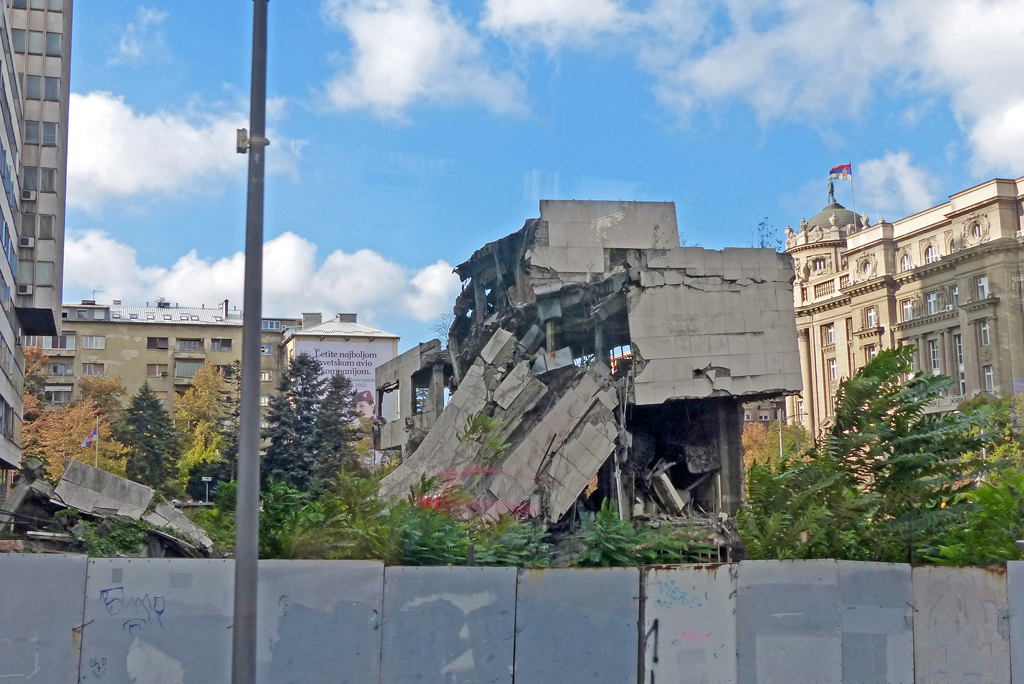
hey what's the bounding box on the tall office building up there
[0,0,71,487]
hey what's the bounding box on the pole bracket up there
[236,128,270,154]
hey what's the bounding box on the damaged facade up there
[378,201,801,525]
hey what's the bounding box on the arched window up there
[900,253,913,271]
[924,245,938,264]
[812,257,827,272]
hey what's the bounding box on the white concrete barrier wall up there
[3,556,1023,683]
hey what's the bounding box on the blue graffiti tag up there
[99,587,166,635]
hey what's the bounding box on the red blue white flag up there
[80,427,98,448]
[829,164,852,181]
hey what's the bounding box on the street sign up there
[201,477,213,482]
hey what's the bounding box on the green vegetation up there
[740,347,1023,565]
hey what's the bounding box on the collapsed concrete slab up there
[378,200,801,524]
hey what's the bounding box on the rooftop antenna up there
[92,289,103,301]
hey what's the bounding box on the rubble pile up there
[377,201,802,530]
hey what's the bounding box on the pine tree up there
[315,372,365,480]
[114,382,179,489]
[262,354,326,490]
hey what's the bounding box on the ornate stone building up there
[785,176,1024,432]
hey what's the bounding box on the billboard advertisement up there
[294,340,394,421]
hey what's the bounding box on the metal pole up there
[232,1,268,682]
[94,416,99,467]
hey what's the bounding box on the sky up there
[63,0,1024,351]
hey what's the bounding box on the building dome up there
[805,202,858,231]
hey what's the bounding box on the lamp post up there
[232,1,268,682]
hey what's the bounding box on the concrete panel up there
[913,566,1010,684]
[1010,562,1024,684]
[514,568,640,684]
[643,564,738,684]
[0,553,88,683]
[837,562,913,684]
[81,558,235,684]
[380,566,516,684]
[737,559,841,684]
[257,560,384,684]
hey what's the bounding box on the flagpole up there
[849,161,856,217]
[94,416,99,467]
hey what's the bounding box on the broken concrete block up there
[494,363,534,410]
[478,329,518,366]
[652,473,686,515]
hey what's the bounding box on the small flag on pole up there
[80,427,98,448]
[829,164,853,181]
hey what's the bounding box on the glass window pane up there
[27,31,43,54]
[22,167,37,191]
[40,168,55,192]
[48,0,62,10]
[30,0,45,8]
[25,75,41,99]
[36,261,52,286]
[42,122,56,145]
[24,120,39,144]
[12,0,28,9]
[44,77,59,101]
[45,32,60,56]
[20,213,35,235]
[11,29,25,53]
[38,215,53,239]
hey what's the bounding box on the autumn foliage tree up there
[174,362,231,496]
[22,400,127,480]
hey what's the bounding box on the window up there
[179,315,188,321]
[81,336,105,350]
[928,340,939,374]
[163,315,171,321]
[865,345,878,361]
[174,361,204,380]
[49,0,63,10]
[44,77,59,101]
[27,30,43,54]
[129,313,138,320]
[926,292,938,315]
[147,336,169,350]
[47,361,71,376]
[260,370,273,382]
[11,29,25,53]
[42,122,57,146]
[146,364,168,377]
[954,334,966,396]
[210,338,232,351]
[36,261,53,286]
[190,315,199,321]
[980,320,991,347]
[177,338,203,352]
[146,314,155,320]
[260,395,271,407]
[40,168,56,192]
[24,121,39,144]
[260,344,273,355]
[976,275,989,300]
[261,320,281,330]
[82,363,104,376]
[29,0,44,7]
[900,254,912,271]
[21,213,35,236]
[822,323,835,346]
[812,257,827,272]
[45,32,61,56]
[901,299,913,322]
[865,306,877,328]
[36,214,53,240]
[951,285,959,308]
[45,388,73,404]
[924,245,939,264]
[827,358,838,381]
[12,0,26,8]
[24,75,41,99]
[984,365,994,392]
[22,167,37,191]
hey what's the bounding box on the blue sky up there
[63,0,1024,350]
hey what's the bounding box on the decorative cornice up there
[795,294,852,317]
[892,309,960,332]
[854,326,884,339]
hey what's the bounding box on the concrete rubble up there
[0,459,213,553]
[377,200,801,530]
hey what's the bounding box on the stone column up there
[938,329,948,377]
[797,328,815,431]
[717,398,743,516]
[960,310,979,394]
[990,316,1002,393]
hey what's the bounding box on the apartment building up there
[785,176,1024,432]
[0,0,71,484]
[30,302,400,420]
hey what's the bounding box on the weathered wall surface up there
[381,566,517,684]
[644,564,738,684]
[913,566,1010,684]
[514,568,640,684]
[4,556,1024,683]
[0,554,88,683]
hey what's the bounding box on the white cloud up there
[320,0,525,118]
[856,151,939,220]
[110,6,170,65]
[67,92,305,212]
[63,230,461,324]
[482,0,627,48]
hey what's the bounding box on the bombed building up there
[376,201,801,525]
